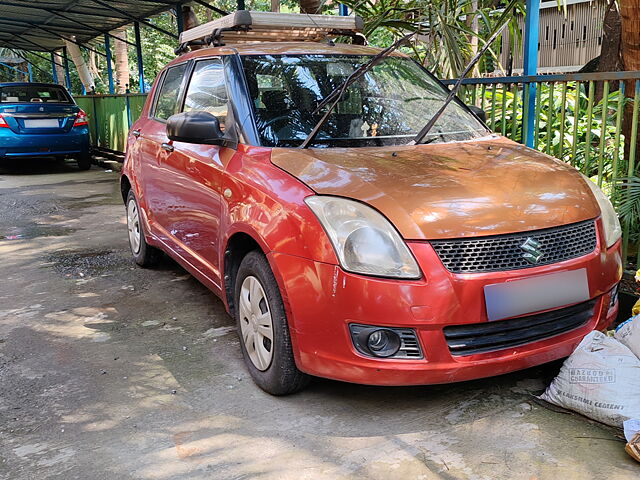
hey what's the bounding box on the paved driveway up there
[0,159,637,480]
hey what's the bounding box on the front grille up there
[430,220,597,274]
[443,298,597,356]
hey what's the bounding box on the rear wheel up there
[234,251,309,395]
[76,152,91,170]
[126,190,161,267]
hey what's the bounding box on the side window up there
[183,59,229,129]
[153,64,187,121]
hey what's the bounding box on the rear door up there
[0,85,78,134]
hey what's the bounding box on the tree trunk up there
[64,39,94,92]
[183,5,202,51]
[88,50,100,84]
[620,0,640,171]
[299,0,321,14]
[600,1,624,73]
[112,27,130,93]
[621,0,640,70]
[53,50,65,87]
[579,1,623,101]
[468,1,479,77]
[271,0,280,12]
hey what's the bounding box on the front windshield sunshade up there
[241,54,488,148]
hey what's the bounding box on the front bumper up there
[0,126,90,158]
[269,220,622,386]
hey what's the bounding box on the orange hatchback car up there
[121,12,622,395]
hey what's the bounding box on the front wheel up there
[234,251,309,395]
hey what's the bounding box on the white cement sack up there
[615,315,640,359]
[539,331,640,427]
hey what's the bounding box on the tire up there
[234,251,309,395]
[76,153,92,170]
[126,190,162,267]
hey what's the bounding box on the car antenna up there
[300,31,416,149]
[411,7,515,145]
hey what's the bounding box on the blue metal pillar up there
[134,22,146,93]
[338,4,348,15]
[51,53,58,83]
[522,0,540,148]
[176,3,184,34]
[104,34,115,94]
[62,47,72,92]
[27,62,33,82]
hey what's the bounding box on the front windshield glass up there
[241,54,488,148]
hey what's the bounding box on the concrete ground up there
[0,158,637,480]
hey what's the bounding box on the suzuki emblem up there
[39,107,44,112]
[520,237,544,264]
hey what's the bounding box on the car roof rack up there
[176,10,364,53]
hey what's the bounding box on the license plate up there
[24,119,59,128]
[484,269,590,321]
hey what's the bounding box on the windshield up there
[0,85,72,104]
[241,54,488,148]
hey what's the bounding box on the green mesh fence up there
[75,94,148,152]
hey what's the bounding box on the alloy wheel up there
[239,275,274,371]
[127,199,141,255]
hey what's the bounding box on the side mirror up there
[167,111,233,147]
[468,105,487,123]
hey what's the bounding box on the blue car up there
[0,82,91,170]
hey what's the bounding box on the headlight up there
[581,174,621,247]
[305,196,421,279]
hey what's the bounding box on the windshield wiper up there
[300,32,416,149]
[411,4,516,145]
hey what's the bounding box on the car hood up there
[271,136,601,240]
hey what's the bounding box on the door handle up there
[161,142,174,152]
[131,129,140,137]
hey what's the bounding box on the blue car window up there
[0,85,72,103]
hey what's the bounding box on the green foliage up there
[339,0,525,78]
[472,83,629,183]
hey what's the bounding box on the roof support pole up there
[104,34,115,94]
[237,0,246,10]
[0,62,28,76]
[522,0,540,148]
[176,3,184,34]
[6,49,51,79]
[63,47,72,92]
[27,62,33,82]
[87,0,178,39]
[338,4,348,15]
[190,0,229,16]
[134,22,146,93]
[51,53,58,84]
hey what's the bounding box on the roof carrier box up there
[177,10,364,49]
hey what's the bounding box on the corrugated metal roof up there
[0,0,176,51]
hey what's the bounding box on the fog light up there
[609,284,619,309]
[366,329,401,357]
[349,323,420,359]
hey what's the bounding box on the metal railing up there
[442,71,640,265]
[75,93,147,153]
